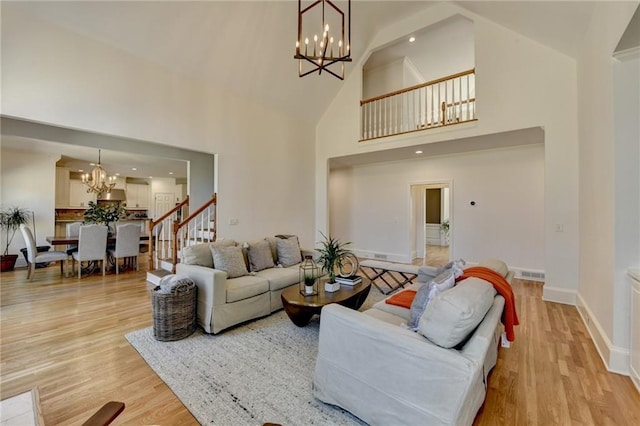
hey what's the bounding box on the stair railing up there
[360,68,476,141]
[172,193,217,272]
[148,196,189,270]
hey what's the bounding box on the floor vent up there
[520,270,545,282]
[374,253,388,260]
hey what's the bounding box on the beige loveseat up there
[176,236,313,334]
[313,259,514,426]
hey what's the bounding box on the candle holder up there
[299,255,319,296]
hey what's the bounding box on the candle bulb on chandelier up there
[330,37,334,57]
[313,34,318,57]
[339,39,343,57]
[305,37,309,55]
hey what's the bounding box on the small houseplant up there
[0,206,31,271]
[440,219,450,245]
[83,201,124,233]
[316,232,353,291]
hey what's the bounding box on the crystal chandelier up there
[82,149,116,195]
[295,0,352,80]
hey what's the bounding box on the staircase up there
[146,194,217,285]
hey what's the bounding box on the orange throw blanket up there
[385,289,417,309]
[457,266,519,341]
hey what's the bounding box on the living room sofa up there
[176,236,313,334]
[313,259,514,426]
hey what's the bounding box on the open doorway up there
[410,182,451,267]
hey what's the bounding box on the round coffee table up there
[280,278,371,327]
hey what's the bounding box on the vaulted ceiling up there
[4,1,601,124]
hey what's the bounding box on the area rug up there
[125,290,386,425]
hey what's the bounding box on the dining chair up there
[71,224,108,279]
[108,223,140,274]
[19,224,68,280]
[66,221,82,255]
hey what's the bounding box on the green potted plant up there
[0,206,31,272]
[440,219,450,246]
[316,232,353,292]
[83,201,124,234]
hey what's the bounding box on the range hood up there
[97,189,126,202]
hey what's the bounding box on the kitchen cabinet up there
[69,180,96,207]
[113,176,126,190]
[126,184,150,209]
[55,167,70,208]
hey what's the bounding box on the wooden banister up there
[171,194,217,271]
[148,196,189,268]
[360,68,475,106]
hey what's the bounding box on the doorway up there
[410,182,451,267]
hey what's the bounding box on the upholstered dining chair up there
[19,224,69,280]
[108,223,140,274]
[71,224,108,279]
[66,221,82,255]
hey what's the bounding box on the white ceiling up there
[4,1,601,124]
[1,135,188,179]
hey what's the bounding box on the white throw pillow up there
[407,270,455,330]
[478,258,509,278]
[276,237,302,267]
[417,278,496,348]
[210,245,249,278]
[181,243,213,267]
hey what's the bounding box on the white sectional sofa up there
[313,260,514,426]
[176,236,313,334]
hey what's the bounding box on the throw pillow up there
[181,243,213,267]
[247,240,275,272]
[417,278,496,348]
[210,245,249,278]
[276,236,302,267]
[407,269,455,330]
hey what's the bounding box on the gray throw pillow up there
[407,270,455,330]
[247,240,275,272]
[210,245,249,278]
[418,278,496,348]
[276,237,302,267]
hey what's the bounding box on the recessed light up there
[169,172,174,175]
[115,173,120,176]
[415,150,423,154]
[409,36,416,43]
[89,162,96,166]
[149,176,153,179]
[78,169,84,172]
[132,168,137,171]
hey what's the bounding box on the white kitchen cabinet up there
[126,184,150,209]
[69,180,95,208]
[55,167,70,208]
[113,176,127,190]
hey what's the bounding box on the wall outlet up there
[555,224,564,232]
[228,218,238,225]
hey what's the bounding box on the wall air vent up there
[374,254,388,260]
[519,270,545,282]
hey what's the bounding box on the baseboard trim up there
[542,286,576,305]
[576,293,630,375]
[352,249,412,264]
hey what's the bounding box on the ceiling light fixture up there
[409,36,416,43]
[415,150,423,154]
[295,0,352,80]
[81,149,115,196]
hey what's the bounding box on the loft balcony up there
[360,68,476,141]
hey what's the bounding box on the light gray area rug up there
[125,290,386,426]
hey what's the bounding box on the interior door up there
[154,193,174,219]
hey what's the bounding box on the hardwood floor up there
[1,262,639,425]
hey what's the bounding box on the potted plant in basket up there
[316,232,353,292]
[0,206,30,272]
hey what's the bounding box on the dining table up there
[46,234,150,246]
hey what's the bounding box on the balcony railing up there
[360,68,476,141]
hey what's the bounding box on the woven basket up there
[152,280,197,341]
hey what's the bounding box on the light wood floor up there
[1,262,639,425]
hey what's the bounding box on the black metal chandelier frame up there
[295,0,352,80]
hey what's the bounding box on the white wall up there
[316,2,578,299]
[0,148,58,267]
[363,59,405,99]
[1,7,316,247]
[575,0,640,373]
[329,144,544,270]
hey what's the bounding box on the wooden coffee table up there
[281,278,371,327]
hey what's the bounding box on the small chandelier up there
[82,149,115,195]
[295,0,352,80]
